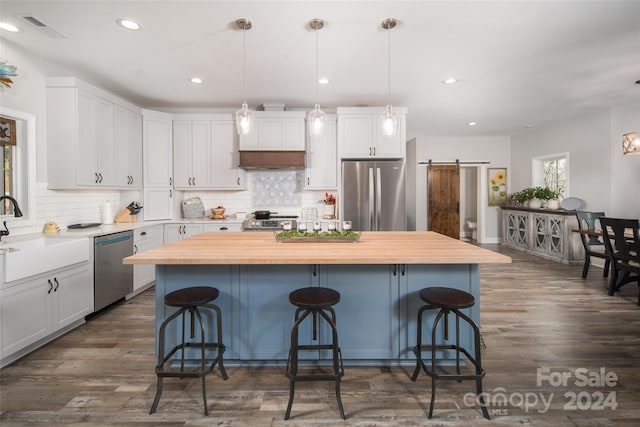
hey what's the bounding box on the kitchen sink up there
[1,235,90,283]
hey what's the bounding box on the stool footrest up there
[155,342,226,379]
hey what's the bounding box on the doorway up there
[427,165,480,241]
[427,165,460,239]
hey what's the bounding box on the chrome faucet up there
[0,196,23,241]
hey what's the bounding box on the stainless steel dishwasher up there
[94,230,134,311]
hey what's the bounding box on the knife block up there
[114,208,137,223]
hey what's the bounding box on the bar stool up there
[285,287,345,420]
[411,287,490,420]
[150,286,228,415]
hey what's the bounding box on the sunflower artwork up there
[488,168,507,206]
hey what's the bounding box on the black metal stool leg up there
[285,308,311,420]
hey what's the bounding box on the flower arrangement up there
[323,192,336,205]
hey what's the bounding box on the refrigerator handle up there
[376,167,382,231]
[369,167,375,230]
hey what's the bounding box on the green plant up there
[533,187,559,200]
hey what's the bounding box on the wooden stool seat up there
[289,287,340,308]
[165,286,219,308]
[285,286,345,420]
[150,286,227,416]
[412,286,489,420]
[418,287,474,309]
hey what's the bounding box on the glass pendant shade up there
[308,104,325,136]
[235,103,253,135]
[622,132,640,155]
[381,105,398,137]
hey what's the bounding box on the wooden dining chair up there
[599,217,640,305]
[575,211,610,279]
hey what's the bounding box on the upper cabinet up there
[239,111,306,151]
[337,107,407,159]
[305,115,337,190]
[46,77,142,189]
[142,109,174,221]
[173,114,245,190]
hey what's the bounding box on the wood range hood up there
[238,150,306,169]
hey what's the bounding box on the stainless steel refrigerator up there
[341,159,406,231]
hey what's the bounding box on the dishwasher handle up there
[95,233,133,246]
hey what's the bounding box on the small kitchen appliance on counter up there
[43,221,60,234]
[242,214,298,231]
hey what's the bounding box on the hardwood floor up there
[1,244,639,426]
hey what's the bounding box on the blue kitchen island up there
[123,231,511,365]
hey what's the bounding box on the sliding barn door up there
[427,165,460,239]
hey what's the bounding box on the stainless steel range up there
[242,215,298,231]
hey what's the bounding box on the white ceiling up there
[1,1,639,140]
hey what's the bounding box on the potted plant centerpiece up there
[534,187,560,209]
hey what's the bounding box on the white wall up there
[511,107,639,218]
[411,136,511,242]
[0,42,125,235]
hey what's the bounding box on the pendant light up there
[380,18,398,138]
[623,132,640,155]
[235,18,253,135]
[622,80,640,155]
[308,19,326,136]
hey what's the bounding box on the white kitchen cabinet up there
[203,222,243,232]
[0,263,92,366]
[142,109,174,220]
[164,223,203,244]
[337,107,407,159]
[305,115,337,189]
[173,120,212,189]
[211,120,245,189]
[114,106,142,188]
[133,225,164,293]
[46,77,142,189]
[239,111,306,151]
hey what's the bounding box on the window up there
[532,153,569,198]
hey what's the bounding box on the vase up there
[322,204,335,219]
[546,199,560,210]
[528,198,543,209]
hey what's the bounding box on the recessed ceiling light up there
[116,18,141,31]
[442,78,458,84]
[189,77,203,84]
[0,22,21,32]
[468,122,477,126]
[318,77,330,85]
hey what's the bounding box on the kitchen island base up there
[154,263,481,366]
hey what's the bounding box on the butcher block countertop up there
[123,231,511,265]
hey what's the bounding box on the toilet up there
[466,219,477,240]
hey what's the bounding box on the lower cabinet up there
[502,208,583,264]
[1,262,92,366]
[163,223,203,243]
[133,225,164,293]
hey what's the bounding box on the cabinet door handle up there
[220,226,228,231]
[237,177,240,186]
[169,177,172,186]
[401,264,406,276]
[47,279,53,294]
[307,177,310,186]
[369,147,372,156]
[192,177,195,186]
[313,264,317,277]
[169,189,172,198]
[54,278,60,292]
[140,231,147,236]
[99,173,103,183]
[95,172,99,183]
[188,177,192,185]
[392,264,397,276]
[134,244,138,254]
[373,147,376,156]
